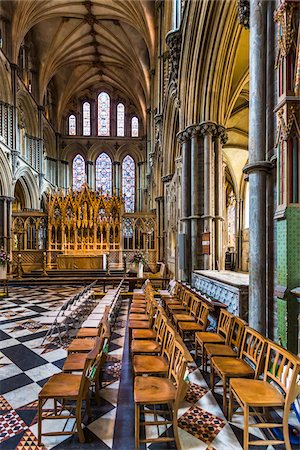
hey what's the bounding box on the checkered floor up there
[0,286,298,450]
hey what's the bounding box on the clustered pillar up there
[177,123,227,282]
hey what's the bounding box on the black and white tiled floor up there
[0,286,299,450]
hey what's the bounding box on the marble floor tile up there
[3,382,42,409]
[25,363,61,382]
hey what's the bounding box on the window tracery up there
[131,116,139,137]
[72,154,85,190]
[82,102,91,136]
[98,92,110,136]
[122,155,135,212]
[95,153,112,195]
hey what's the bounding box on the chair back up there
[216,309,233,343]
[264,341,300,405]
[153,307,165,335]
[168,339,188,403]
[239,327,266,377]
[188,296,201,318]
[79,337,103,396]
[196,301,210,330]
[182,291,193,310]
[161,323,176,364]
[156,312,168,344]
[228,316,247,353]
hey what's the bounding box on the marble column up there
[86,161,94,190]
[155,196,164,261]
[10,63,19,175]
[113,161,121,196]
[177,131,191,282]
[244,0,272,333]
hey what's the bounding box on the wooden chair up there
[128,299,158,332]
[131,308,167,355]
[204,316,246,366]
[195,308,233,370]
[134,338,188,449]
[133,323,176,376]
[172,296,202,327]
[38,337,102,445]
[76,306,110,338]
[132,306,163,341]
[229,340,300,450]
[211,327,266,417]
[167,290,192,316]
[177,300,210,340]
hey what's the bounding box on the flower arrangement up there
[0,248,10,266]
[130,251,147,266]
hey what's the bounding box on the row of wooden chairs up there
[38,307,111,445]
[194,307,300,450]
[128,282,193,449]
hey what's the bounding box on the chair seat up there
[132,329,156,340]
[67,338,96,353]
[134,376,176,403]
[129,313,149,321]
[130,307,146,313]
[63,353,87,371]
[129,320,151,329]
[195,331,225,345]
[212,356,255,378]
[39,373,82,398]
[173,313,195,323]
[205,343,237,357]
[166,301,182,307]
[178,321,205,332]
[133,355,168,375]
[230,379,285,407]
[76,328,99,338]
[132,340,161,354]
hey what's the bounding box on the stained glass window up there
[122,155,135,212]
[117,103,125,136]
[72,154,85,190]
[95,153,112,195]
[68,114,76,135]
[131,116,139,137]
[98,92,110,136]
[82,102,91,136]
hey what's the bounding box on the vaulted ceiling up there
[8,0,155,125]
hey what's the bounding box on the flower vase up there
[138,261,144,278]
[0,265,7,280]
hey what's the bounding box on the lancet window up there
[82,102,91,136]
[131,116,139,137]
[72,154,85,190]
[95,153,112,195]
[68,114,76,135]
[117,103,125,136]
[98,92,110,136]
[122,155,135,212]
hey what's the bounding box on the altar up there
[57,254,106,270]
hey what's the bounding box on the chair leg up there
[86,394,92,419]
[210,364,215,392]
[195,339,198,360]
[228,385,233,421]
[222,377,227,417]
[38,397,42,445]
[171,402,181,450]
[75,399,85,443]
[243,405,249,450]
[135,403,140,450]
[283,404,292,450]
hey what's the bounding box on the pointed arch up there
[131,116,139,137]
[95,153,112,195]
[68,114,76,135]
[122,155,135,212]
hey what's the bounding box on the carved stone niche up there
[237,0,250,29]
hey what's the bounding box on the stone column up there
[214,127,226,270]
[189,125,202,271]
[87,161,94,189]
[155,196,164,261]
[113,161,121,196]
[0,197,7,251]
[202,123,215,270]
[177,131,191,282]
[10,63,19,175]
[137,162,144,212]
[243,0,272,333]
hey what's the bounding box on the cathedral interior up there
[0,0,299,449]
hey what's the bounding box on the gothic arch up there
[16,90,38,136]
[0,148,13,197]
[115,143,145,164]
[0,58,12,104]
[14,167,40,209]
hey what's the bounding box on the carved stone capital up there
[166,29,182,99]
[243,161,273,175]
[237,0,250,29]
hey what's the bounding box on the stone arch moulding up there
[63,143,88,164]
[14,166,40,210]
[115,143,145,165]
[0,148,13,197]
[16,91,38,137]
[89,142,116,163]
[0,58,12,104]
